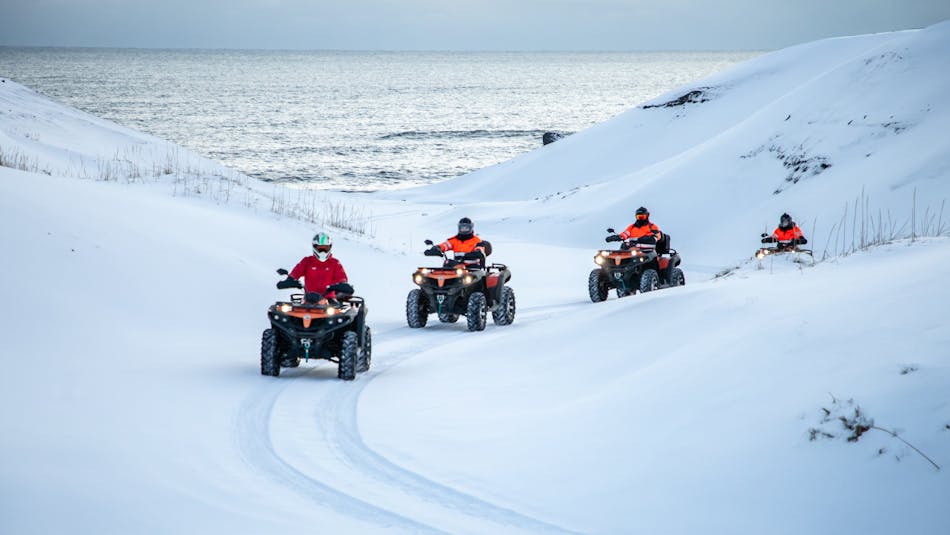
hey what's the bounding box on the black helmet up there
[635,206,649,221]
[779,213,792,229]
[458,217,474,237]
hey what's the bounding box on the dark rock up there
[642,88,710,109]
[543,132,565,145]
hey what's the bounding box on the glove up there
[462,251,485,260]
[605,234,622,243]
[795,237,808,245]
[276,277,303,290]
[328,282,354,295]
[424,245,442,256]
[761,236,775,244]
[636,236,656,244]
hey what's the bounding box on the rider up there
[288,232,350,300]
[425,217,488,268]
[607,206,662,247]
[761,213,807,248]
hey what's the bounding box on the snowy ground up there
[2,21,950,535]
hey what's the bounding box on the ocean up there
[0,48,757,190]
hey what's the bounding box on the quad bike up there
[588,228,685,302]
[261,269,371,380]
[755,234,814,262]
[406,240,515,331]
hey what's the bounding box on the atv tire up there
[357,326,372,373]
[260,329,280,377]
[669,267,685,287]
[406,289,428,328]
[466,292,487,332]
[338,331,358,380]
[438,310,459,323]
[492,286,516,325]
[588,269,608,302]
[640,269,660,293]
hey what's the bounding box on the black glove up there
[761,236,775,244]
[636,236,656,244]
[462,251,485,260]
[605,234,622,243]
[795,237,808,245]
[328,282,354,295]
[276,277,303,290]
[424,245,442,256]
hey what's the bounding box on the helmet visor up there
[458,222,474,235]
[635,213,648,221]
[313,244,331,254]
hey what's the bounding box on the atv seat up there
[656,233,671,255]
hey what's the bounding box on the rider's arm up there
[289,257,308,280]
[619,225,634,240]
[439,239,454,252]
[334,261,348,284]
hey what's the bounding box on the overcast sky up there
[2,0,949,51]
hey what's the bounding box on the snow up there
[2,21,950,535]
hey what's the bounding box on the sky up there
[1,0,949,51]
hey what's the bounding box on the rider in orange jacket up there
[425,217,488,267]
[607,207,663,246]
[761,213,807,246]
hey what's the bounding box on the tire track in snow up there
[238,312,580,534]
[235,370,447,534]
[316,328,581,535]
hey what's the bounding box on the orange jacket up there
[440,234,484,254]
[620,222,662,242]
[772,225,804,242]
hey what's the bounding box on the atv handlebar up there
[277,277,303,290]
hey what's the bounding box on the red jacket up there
[290,255,348,297]
[620,221,662,242]
[772,225,804,242]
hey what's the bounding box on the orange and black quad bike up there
[260,269,370,380]
[755,232,813,260]
[406,239,515,332]
[588,228,685,302]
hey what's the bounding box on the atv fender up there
[486,270,511,305]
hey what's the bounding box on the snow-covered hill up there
[2,21,949,535]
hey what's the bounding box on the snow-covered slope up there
[385,22,950,269]
[2,21,949,535]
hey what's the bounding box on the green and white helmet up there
[312,232,332,260]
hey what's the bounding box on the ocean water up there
[0,48,757,190]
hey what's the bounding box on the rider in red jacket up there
[289,232,348,299]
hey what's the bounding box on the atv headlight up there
[278,304,292,313]
[414,273,424,284]
[420,268,430,275]
[463,275,473,284]
[599,250,610,257]
[326,307,337,316]
[595,256,605,265]
[456,268,464,276]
